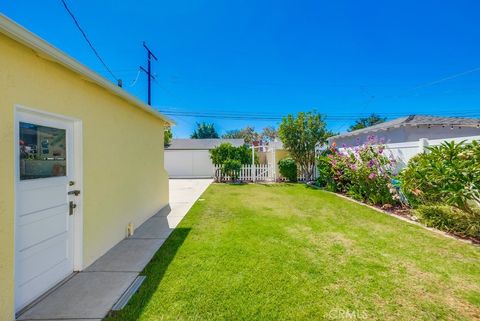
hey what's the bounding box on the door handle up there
[68,190,81,196]
[69,201,77,215]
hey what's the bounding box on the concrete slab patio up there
[17,179,212,321]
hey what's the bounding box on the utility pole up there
[140,41,158,106]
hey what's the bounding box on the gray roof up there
[330,115,480,139]
[166,138,245,150]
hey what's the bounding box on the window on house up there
[19,122,67,180]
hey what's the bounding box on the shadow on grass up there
[105,227,191,321]
[256,182,298,187]
[304,183,324,190]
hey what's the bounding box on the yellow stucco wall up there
[266,149,290,178]
[0,33,169,319]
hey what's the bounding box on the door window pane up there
[19,122,67,180]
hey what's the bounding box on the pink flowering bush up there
[320,136,400,205]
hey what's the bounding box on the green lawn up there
[107,184,480,321]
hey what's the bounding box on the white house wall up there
[331,126,480,147]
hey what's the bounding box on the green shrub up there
[210,143,253,166]
[316,151,335,190]
[400,140,480,213]
[415,205,480,239]
[278,157,298,182]
[222,159,242,181]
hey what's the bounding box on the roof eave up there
[330,125,399,140]
[0,14,175,125]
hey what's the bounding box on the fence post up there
[271,143,276,182]
[418,138,429,154]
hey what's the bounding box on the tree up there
[240,126,260,144]
[164,127,173,147]
[209,143,253,165]
[222,129,243,139]
[221,126,259,144]
[278,111,328,180]
[348,113,386,132]
[325,130,338,139]
[191,122,219,139]
[260,126,278,143]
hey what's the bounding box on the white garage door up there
[165,150,214,178]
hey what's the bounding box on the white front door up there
[15,111,77,312]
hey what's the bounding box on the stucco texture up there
[266,149,290,179]
[0,33,169,319]
[330,126,480,147]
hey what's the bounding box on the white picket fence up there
[296,166,319,182]
[214,164,274,182]
[213,164,318,182]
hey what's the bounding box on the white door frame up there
[13,105,83,313]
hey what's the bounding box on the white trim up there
[13,105,84,314]
[0,14,174,126]
[13,107,19,320]
[72,119,83,271]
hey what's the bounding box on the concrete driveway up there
[166,178,213,228]
[18,179,212,321]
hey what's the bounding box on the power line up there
[167,107,478,115]
[158,110,480,121]
[413,66,480,90]
[159,110,480,117]
[332,87,376,133]
[60,0,118,81]
[130,68,141,87]
[152,78,184,103]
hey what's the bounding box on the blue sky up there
[2,1,480,137]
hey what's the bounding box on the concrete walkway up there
[18,179,212,321]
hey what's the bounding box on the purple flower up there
[368,172,377,180]
[342,143,347,148]
[367,160,375,168]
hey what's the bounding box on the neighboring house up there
[329,115,480,168]
[165,139,245,178]
[0,14,173,319]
